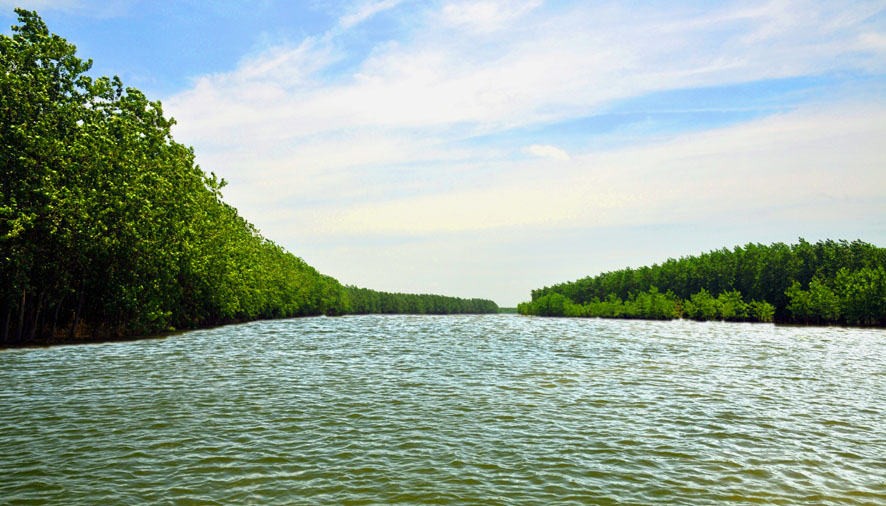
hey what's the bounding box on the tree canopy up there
[1,10,496,345]
[519,239,886,326]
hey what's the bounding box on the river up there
[1,315,884,504]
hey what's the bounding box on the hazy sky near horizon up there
[3,0,885,305]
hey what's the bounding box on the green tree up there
[717,290,749,321]
[1,10,502,344]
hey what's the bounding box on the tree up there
[0,9,502,345]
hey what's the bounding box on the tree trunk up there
[29,291,46,341]
[16,288,26,344]
[51,292,67,339]
[2,306,9,345]
[69,290,84,340]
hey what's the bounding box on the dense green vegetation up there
[0,10,495,345]
[345,286,498,315]
[519,239,886,326]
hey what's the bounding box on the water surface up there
[2,315,885,504]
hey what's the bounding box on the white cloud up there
[160,0,886,300]
[339,0,404,29]
[858,31,886,51]
[169,0,886,149]
[440,0,542,32]
[272,102,886,305]
[524,144,570,160]
[260,103,885,240]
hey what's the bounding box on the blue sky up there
[3,1,885,305]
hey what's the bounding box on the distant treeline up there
[0,10,495,346]
[519,239,886,326]
[345,287,499,315]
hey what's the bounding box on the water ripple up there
[1,316,885,504]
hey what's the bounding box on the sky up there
[3,1,885,306]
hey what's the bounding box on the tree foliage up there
[344,286,498,315]
[519,239,885,326]
[0,11,497,345]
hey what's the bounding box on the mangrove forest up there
[518,239,886,326]
[0,10,497,346]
